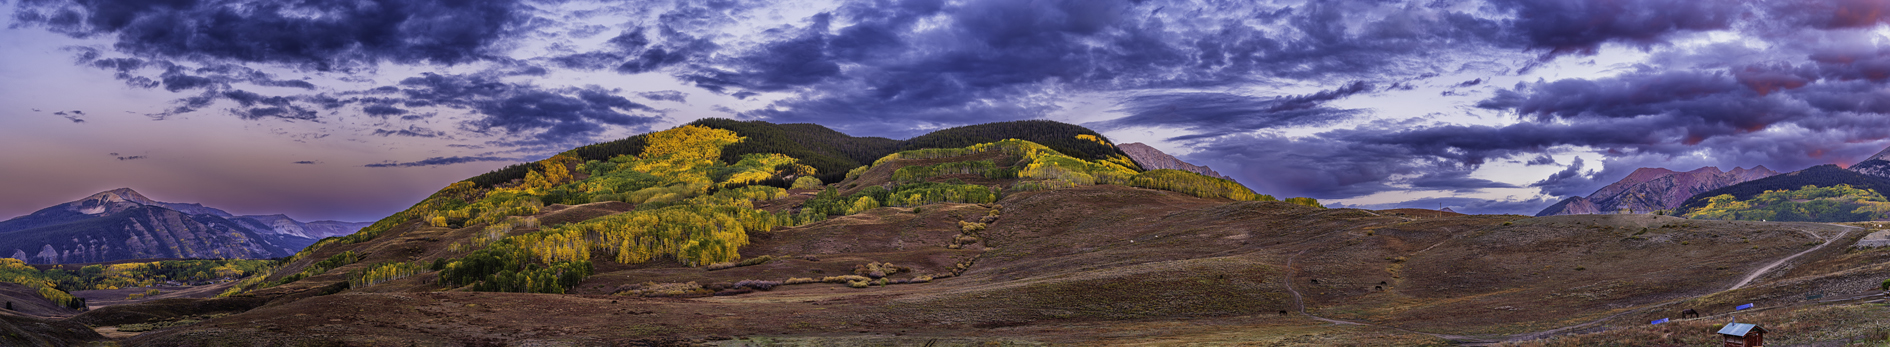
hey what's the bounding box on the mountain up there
[0,189,368,263]
[0,204,288,264]
[91,120,1886,346]
[1117,143,1230,180]
[1536,166,1776,216]
[1847,145,1890,180]
[229,215,371,240]
[1674,164,1890,216]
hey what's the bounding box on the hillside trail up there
[1281,224,1862,345]
[1283,249,1481,341]
[1726,226,1842,291]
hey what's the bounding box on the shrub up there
[734,280,782,291]
[615,282,708,297]
[738,255,775,267]
[821,275,871,283]
[1881,278,1889,291]
[853,262,906,279]
[713,288,755,296]
[958,221,987,232]
[785,277,817,285]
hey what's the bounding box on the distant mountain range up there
[0,188,369,264]
[1540,142,1890,221]
[1537,166,1777,216]
[1117,143,1230,180]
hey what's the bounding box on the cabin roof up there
[1717,323,1762,337]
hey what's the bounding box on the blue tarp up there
[1736,303,1754,310]
[1650,318,1668,325]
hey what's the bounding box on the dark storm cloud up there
[365,156,521,168]
[732,0,1513,137]
[1529,157,1599,197]
[1407,172,1519,192]
[235,106,317,121]
[1808,47,1890,82]
[52,111,85,123]
[160,73,216,92]
[362,105,408,117]
[371,126,445,138]
[550,52,627,70]
[391,73,665,147]
[1462,64,1890,163]
[714,13,842,91]
[1091,82,1370,140]
[1523,154,1557,166]
[1183,134,1426,199]
[637,90,687,103]
[1270,55,1890,201]
[1490,0,1739,55]
[292,161,318,165]
[12,0,528,68]
[1767,0,1890,29]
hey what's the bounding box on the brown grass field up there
[12,152,1890,346]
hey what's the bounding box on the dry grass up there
[1501,303,1890,347]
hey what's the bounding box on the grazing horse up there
[1681,309,1700,318]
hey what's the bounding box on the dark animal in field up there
[1279,310,1288,316]
[1681,309,1699,318]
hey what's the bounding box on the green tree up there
[791,176,824,190]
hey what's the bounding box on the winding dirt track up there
[1279,224,1862,345]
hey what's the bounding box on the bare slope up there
[119,184,1887,345]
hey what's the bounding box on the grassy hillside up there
[0,258,271,314]
[212,123,1286,300]
[467,119,1137,190]
[60,121,1890,346]
[1675,165,1890,217]
[1684,184,1890,222]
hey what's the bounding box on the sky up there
[3,0,1889,222]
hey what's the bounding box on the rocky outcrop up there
[1118,143,1231,180]
[1848,145,1890,180]
[1537,166,1778,216]
[1858,230,1890,248]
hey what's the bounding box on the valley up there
[1,121,1886,346]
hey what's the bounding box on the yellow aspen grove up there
[640,125,742,161]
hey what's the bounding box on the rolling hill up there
[1674,164,1890,217]
[5,120,1888,346]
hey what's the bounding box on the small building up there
[1717,323,1766,347]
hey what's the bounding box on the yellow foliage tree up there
[640,125,743,162]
